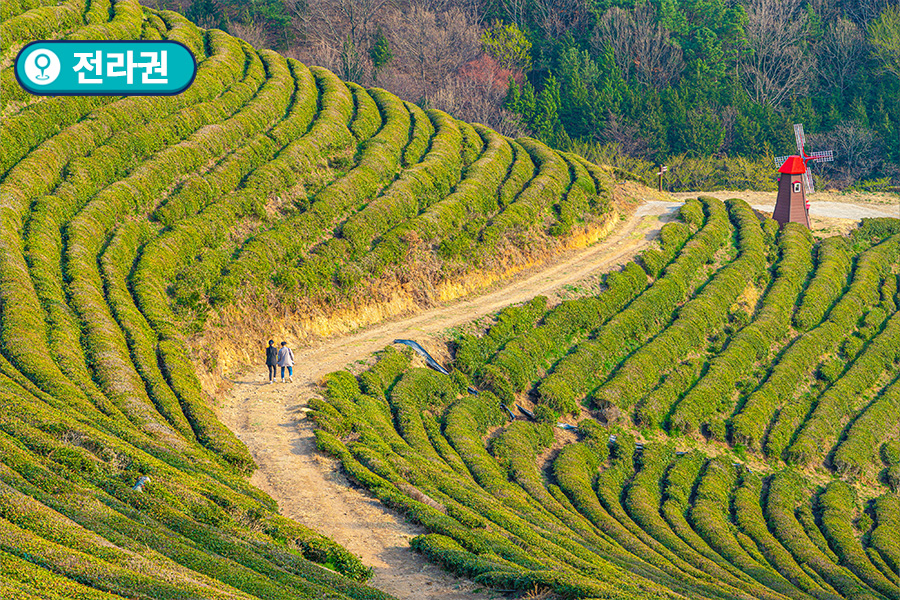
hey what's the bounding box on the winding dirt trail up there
[216,201,678,599]
[216,196,893,599]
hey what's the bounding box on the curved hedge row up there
[786,309,900,466]
[454,296,548,375]
[732,471,835,600]
[765,471,877,599]
[669,223,814,432]
[479,260,648,406]
[538,197,732,415]
[624,445,780,600]
[731,234,900,452]
[819,358,900,477]
[816,482,900,599]
[871,496,900,577]
[212,83,412,302]
[595,199,765,420]
[793,237,853,330]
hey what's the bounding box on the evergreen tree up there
[369,28,392,83]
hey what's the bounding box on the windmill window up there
[793,182,802,193]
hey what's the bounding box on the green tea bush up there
[732,235,900,451]
[550,153,596,236]
[480,138,569,249]
[793,237,853,331]
[454,296,547,374]
[668,223,813,432]
[732,471,832,599]
[481,261,648,404]
[765,471,876,599]
[871,496,900,575]
[624,446,776,598]
[346,82,382,141]
[852,218,900,247]
[690,460,803,599]
[639,221,692,278]
[539,197,731,415]
[787,311,900,466]
[596,199,765,420]
[0,0,86,51]
[816,482,900,599]
[832,373,900,477]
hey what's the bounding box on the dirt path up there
[216,201,679,600]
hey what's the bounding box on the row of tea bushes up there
[595,199,766,419]
[731,235,900,452]
[538,197,733,415]
[667,224,814,432]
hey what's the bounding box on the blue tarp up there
[516,404,535,420]
[393,339,450,375]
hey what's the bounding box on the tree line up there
[153,0,900,189]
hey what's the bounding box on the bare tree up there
[844,0,892,26]
[430,80,524,136]
[502,0,529,30]
[603,111,650,158]
[812,122,884,186]
[816,18,866,94]
[532,0,591,40]
[595,4,684,90]
[286,0,388,78]
[386,3,480,102]
[740,0,813,108]
[228,19,271,49]
[807,0,841,25]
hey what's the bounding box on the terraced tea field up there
[3,1,900,599]
[0,1,615,598]
[312,199,900,599]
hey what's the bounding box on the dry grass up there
[191,209,622,390]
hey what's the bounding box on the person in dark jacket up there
[265,340,278,383]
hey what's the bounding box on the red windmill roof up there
[779,155,807,174]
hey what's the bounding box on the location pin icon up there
[35,53,50,80]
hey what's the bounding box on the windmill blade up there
[794,123,806,154]
[803,170,814,195]
[809,150,834,163]
[774,155,791,166]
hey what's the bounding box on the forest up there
[155,0,900,190]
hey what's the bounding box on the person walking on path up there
[277,341,294,383]
[265,340,278,383]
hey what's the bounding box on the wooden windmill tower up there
[773,124,834,228]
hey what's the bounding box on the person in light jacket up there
[265,340,278,383]
[276,341,294,383]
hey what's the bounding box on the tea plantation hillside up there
[0,0,616,598]
[314,200,900,599]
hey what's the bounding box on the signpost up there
[657,165,667,192]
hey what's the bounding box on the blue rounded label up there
[15,40,196,96]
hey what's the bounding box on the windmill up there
[772,124,834,228]
[774,124,834,194]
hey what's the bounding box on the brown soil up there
[215,200,679,600]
